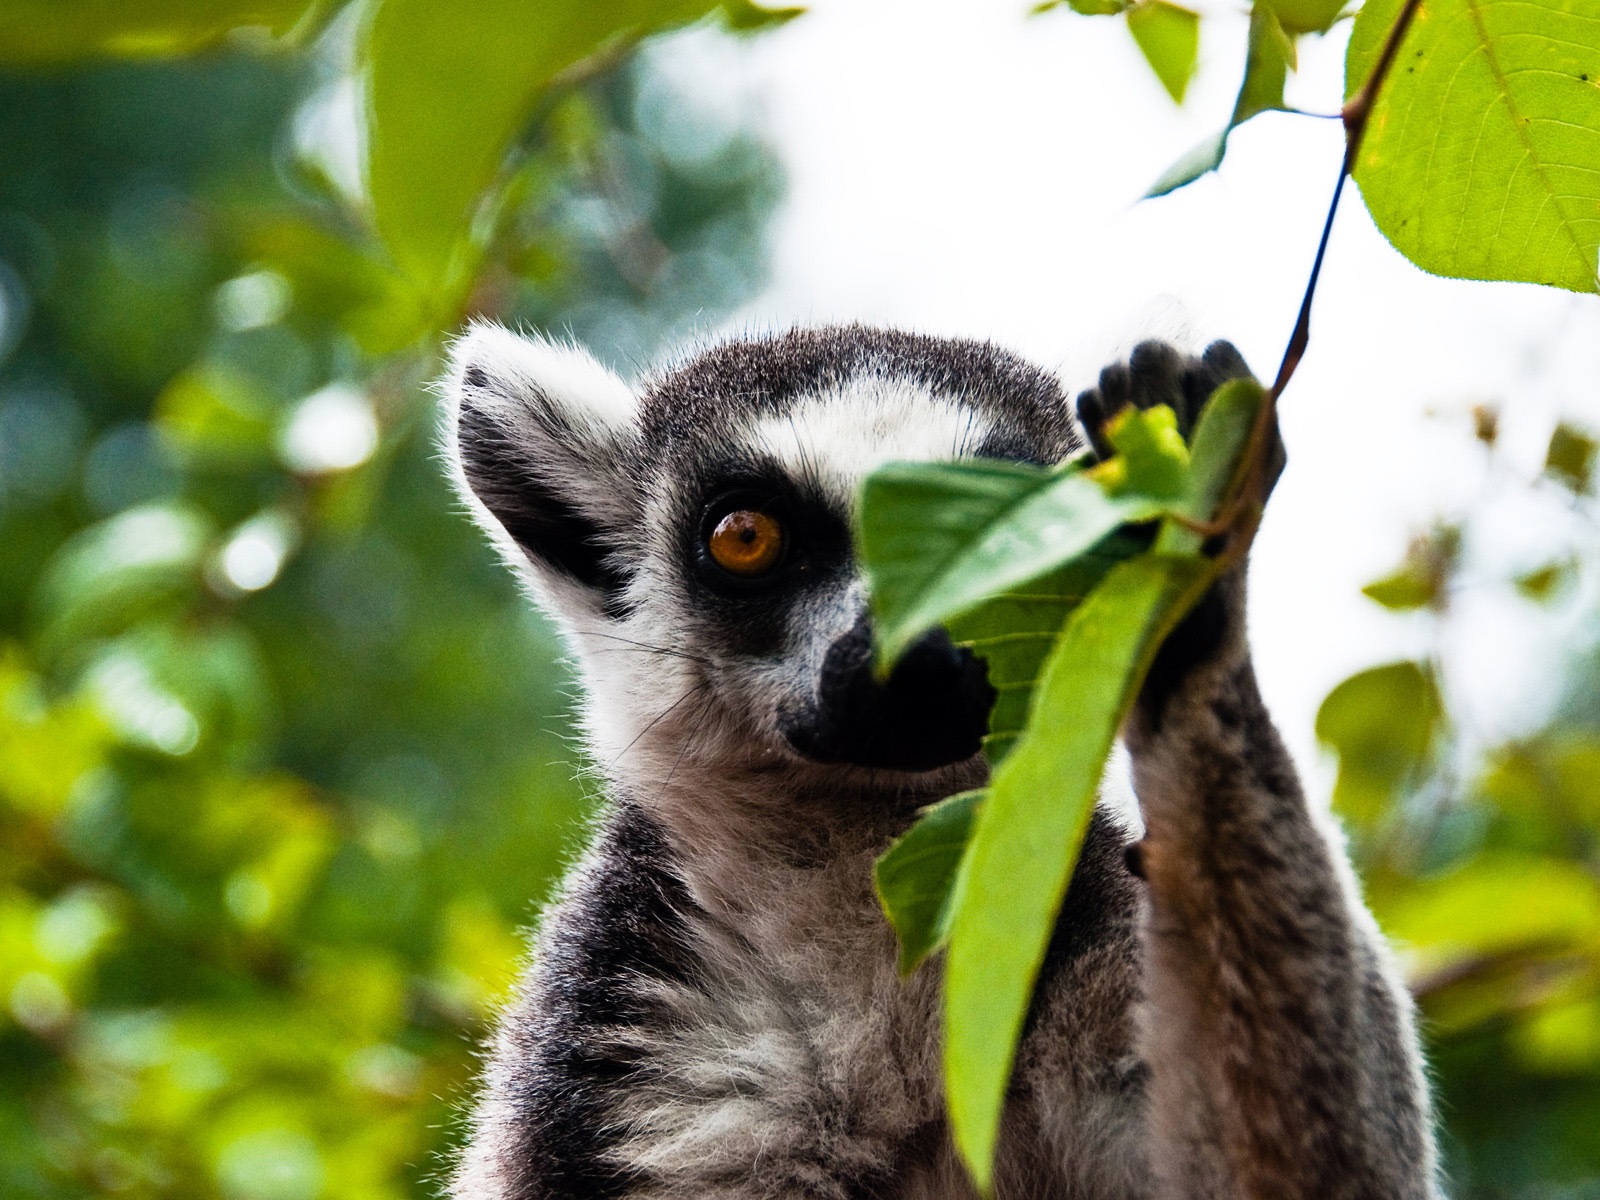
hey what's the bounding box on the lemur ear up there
[443,323,640,616]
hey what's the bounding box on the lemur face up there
[445,325,1080,793]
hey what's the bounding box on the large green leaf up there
[860,405,1193,671]
[1347,0,1600,294]
[942,551,1215,1187]
[859,460,1162,670]
[947,378,1262,765]
[362,0,714,298]
[0,0,323,62]
[948,536,1144,765]
[874,789,985,974]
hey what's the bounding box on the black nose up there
[780,613,996,772]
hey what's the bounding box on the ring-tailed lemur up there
[441,324,1439,1200]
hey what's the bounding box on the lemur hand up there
[1074,340,1284,716]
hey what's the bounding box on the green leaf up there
[1232,1,1294,125]
[1264,0,1348,35]
[719,0,806,29]
[859,460,1164,670]
[1514,559,1577,602]
[1347,0,1600,294]
[1379,854,1600,962]
[1127,0,1201,104]
[0,0,324,63]
[1146,129,1231,198]
[33,504,212,658]
[947,380,1261,766]
[1146,3,1293,196]
[1059,0,1132,14]
[1481,735,1600,827]
[1315,660,1441,829]
[943,551,1215,1188]
[874,789,985,974]
[1545,422,1598,492]
[1091,404,1191,499]
[1164,376,1265,540]
[948,534,1145,765]
[1360,524,1460,611]
[1362,570,1436,611]
[362,0,716,299]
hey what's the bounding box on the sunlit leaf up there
[1361,525,1459,611]
[0,0,325,63]
[1362,570,1435,610]
[943,551,1214,1187]
[1146,3,1293,196]
[1263,0,1347,35]
[1315,660,1440,829]
[32,505,213,657]
[1380,854,1600,964]
[1347,0,1600,294]
[1514,559,1577,602]
[1544,422,1598,492]
[363,0,718,298]
[1512,996,1600,1075]
[1482,736,1600,828]
[1126,0,1201,105]
[874,789,984,974]
[1232,2,1294,124]
[948,537,1142,764]
[719,0,807,29]
[1089,404,1190,500]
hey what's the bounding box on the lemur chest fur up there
[508,794,1145,1200]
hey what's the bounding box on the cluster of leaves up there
[1318,409,1600,1193]
[859,0,1600,1184]
[0,5,783,1197]
[1042,0,1600,295]
[864,381,1266,1181]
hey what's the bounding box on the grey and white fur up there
[440,323,1439,1200]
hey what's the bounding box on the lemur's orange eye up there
[708,510,784,576]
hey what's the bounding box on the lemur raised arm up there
[441,324,1439,1200]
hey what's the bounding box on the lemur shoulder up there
[441,323,1440,1200]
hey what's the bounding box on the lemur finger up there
[1179,340,1252,425]
[1126,341,1188,425]
[1074,387,1115,461]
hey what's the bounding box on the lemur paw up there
[1075,341,1281,724]
[1074,339,1254,461]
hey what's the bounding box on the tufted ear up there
[442,323,641,619]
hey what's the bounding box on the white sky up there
[652,0,1600,787]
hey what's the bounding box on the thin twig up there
[1224,0,1427,545]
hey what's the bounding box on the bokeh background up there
[2,1,1598,1197]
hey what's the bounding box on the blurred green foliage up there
[1319,411,1600,1197]
[0,7,780,1197]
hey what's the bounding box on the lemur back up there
[442,325,1440,1200]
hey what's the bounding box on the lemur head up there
[444,324,1080,804]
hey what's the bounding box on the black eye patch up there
[685,469,851,601]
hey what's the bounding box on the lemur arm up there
[1080,344,1439,1200]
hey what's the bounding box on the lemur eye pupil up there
[709,510,784,576]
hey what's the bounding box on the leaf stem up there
[1269,0,1424,403]
[1224,0,1426,545]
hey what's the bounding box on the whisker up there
[577,629,712,665]
[656,688,718,798]
[605,681,711,773]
